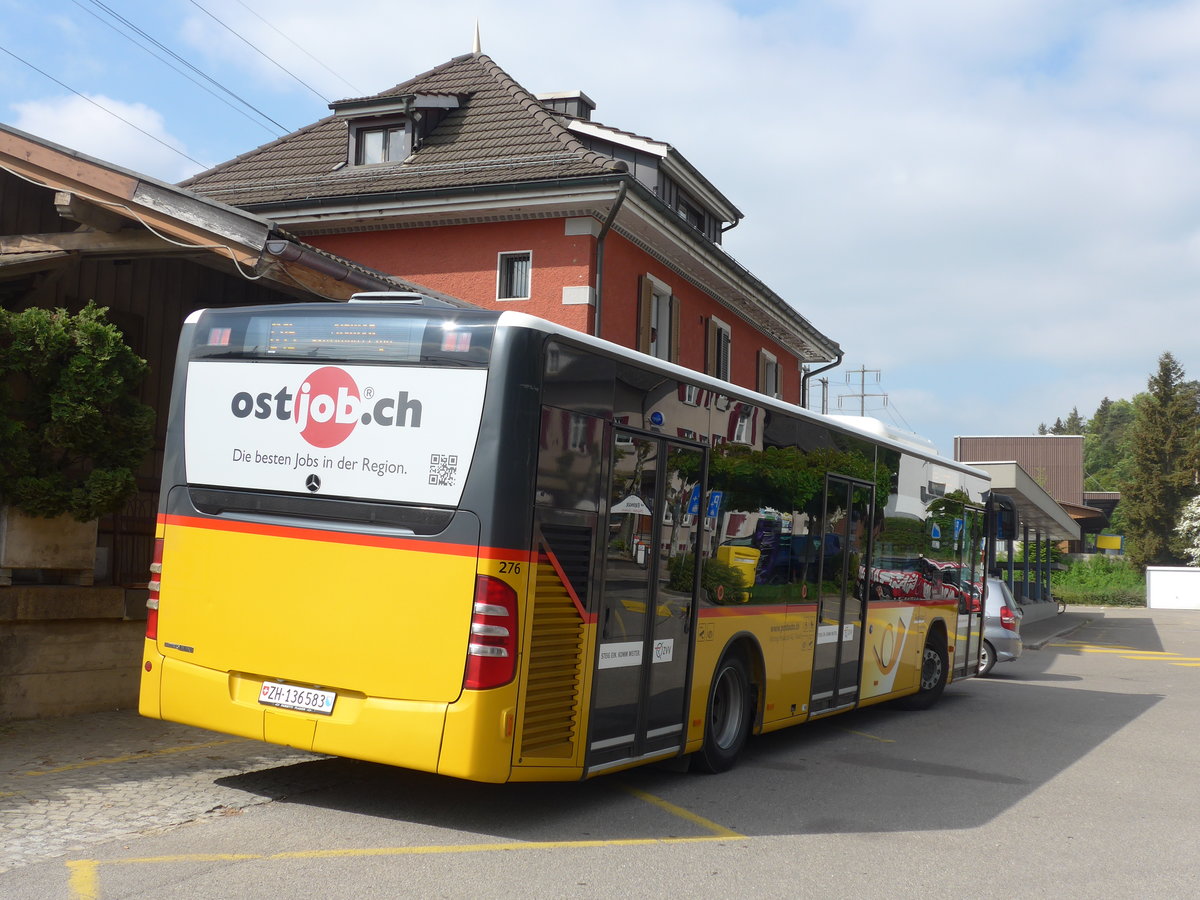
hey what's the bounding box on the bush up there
[1053,555,1146,607]
[667,553,747,603]
[0,302,154,520]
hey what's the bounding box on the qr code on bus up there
[429,453,458,486]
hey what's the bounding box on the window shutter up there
[637,276,653,355]
[757,351,768,394]
[705,318,718,377]
[669,296,681,363]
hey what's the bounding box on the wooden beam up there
[0,130,138,200]
[0,130,265,268]
[0,231,173,256]
[0,251,73,277]
[53,192,131,232]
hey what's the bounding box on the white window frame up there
[760,349,781,399]
[497,251,532,301]
[732,404,755,445]
[646,274,673,361]
[568,414,589,453]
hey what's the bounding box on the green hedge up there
[1053,555,1146,607]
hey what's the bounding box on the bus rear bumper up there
[143,648,451,774]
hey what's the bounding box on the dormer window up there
[357,124,407,165]
[332,92,462,169]
[352,120,409,166]
[676,195,705,232]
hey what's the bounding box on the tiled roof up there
[182,54,625,207]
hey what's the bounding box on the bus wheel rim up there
[921,647,943,690]
[711,665,745,749]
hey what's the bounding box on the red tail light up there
[463,575,518,690]
[145,538,163,640]
[999,605,1017,631]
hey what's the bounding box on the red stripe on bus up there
[537,548,597,624]
[699,604,791,618]
[157,514,534,562]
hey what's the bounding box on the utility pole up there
[838,366,887,416]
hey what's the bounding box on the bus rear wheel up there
[899,632,947,710]
[693,652,752,773]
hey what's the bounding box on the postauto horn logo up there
[229,366,422,448]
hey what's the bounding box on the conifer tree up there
[1121,353,1200,568]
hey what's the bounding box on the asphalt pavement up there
[0,608,1091,875]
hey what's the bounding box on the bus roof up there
[494,310,990,482]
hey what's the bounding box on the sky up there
[2,0,1199,456]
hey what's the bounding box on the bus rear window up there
[190,307,494,366]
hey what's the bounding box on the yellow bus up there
[140,296,1012,782]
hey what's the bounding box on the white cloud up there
[10,94,204,182]
[14,0,1199,449]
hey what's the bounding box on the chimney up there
[536,91,596,121]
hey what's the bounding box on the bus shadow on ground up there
[215,675,1161,841]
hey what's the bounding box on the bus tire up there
[693,651,753,773]
[899,631,948,710]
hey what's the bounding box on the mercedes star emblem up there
[305,473,321,492]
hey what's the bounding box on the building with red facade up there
[182,52,842,405]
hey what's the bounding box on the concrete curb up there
[1022,611,1093,650]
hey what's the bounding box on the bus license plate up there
[258,682,336,715]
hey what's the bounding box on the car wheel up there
[692,652,752,773]
[979,640,996,677]
[898,632,948,710]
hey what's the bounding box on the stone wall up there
[0,586,148,720]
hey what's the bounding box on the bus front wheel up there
[693,652,752,773]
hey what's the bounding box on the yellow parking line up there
[1049,644,1138,653]
[620,785,744,838]
[843,728,895,743]
[22,739,246,777]
[68,835,748,898]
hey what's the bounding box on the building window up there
[568,414,589,452]
[355,124,407,165]
[638,274,677,362]
[732,404,757,445]
[676,195,705,233]
[707,316,731,381]
[498,252,531,300]
[758,350,780,399]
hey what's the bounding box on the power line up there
[837,365,886,416]
[230,0,365,97]
[82,0,291,134]
[0,43,211,170]
[186,0,333,105]
[67,0,279,140]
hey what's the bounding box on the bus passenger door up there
[588,431,701,773]
[809,475,873,716]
